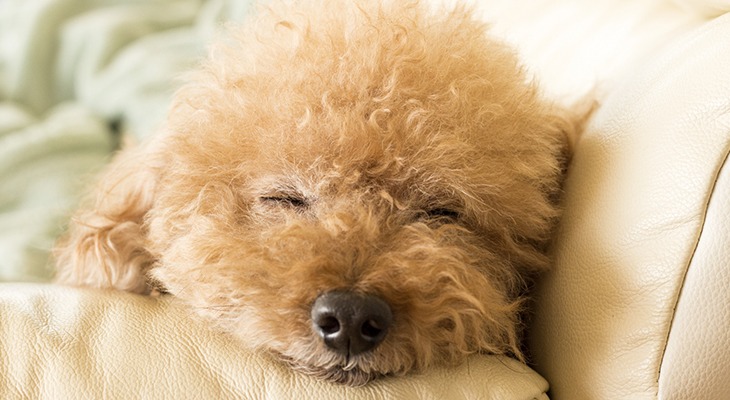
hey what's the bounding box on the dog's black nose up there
[311,291,392,356]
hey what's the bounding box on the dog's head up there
[56,0,575,385]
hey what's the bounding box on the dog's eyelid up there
[259,194,310,208]
[425,207,461,220]
[420,193,463,219]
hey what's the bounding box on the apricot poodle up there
[55,0,577,385]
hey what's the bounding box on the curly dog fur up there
[54,0,577,386]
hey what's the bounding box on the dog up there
[54,0,577,386]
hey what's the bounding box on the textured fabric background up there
[0,0,253,281]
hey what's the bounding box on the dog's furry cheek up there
[359,227,525,362]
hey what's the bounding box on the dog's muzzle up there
[311,291,392,356]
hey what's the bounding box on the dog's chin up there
[277,354,383,386]
[301,364,380,387]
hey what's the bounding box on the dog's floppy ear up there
[54,138,162,294]
[548,96,597,173]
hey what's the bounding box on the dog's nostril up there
[318,316,341,335]
[311,291,392,356]
[360,319,383,339]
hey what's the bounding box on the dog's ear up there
[547,96,597,173]
[563,95,599,156]
[53,139,162,294]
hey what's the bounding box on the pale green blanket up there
[0,0,253,281]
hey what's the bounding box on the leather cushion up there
[0,283,548,399]
[529,12,730,400]
[672,0,730,17]
[658,110,730,398]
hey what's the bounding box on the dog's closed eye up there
[424,207,461,221]
[259,195,309,209]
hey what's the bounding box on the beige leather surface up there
[464,0,703,104]
[0,283,548,400]
[529,12,730,400]
[658,146,730,396]
[672,0,730,17]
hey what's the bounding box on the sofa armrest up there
[529,12,730,400]
[0,283,548,399]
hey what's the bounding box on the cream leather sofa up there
[2,0,729,399]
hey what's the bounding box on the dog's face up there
[55,1,573,386]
